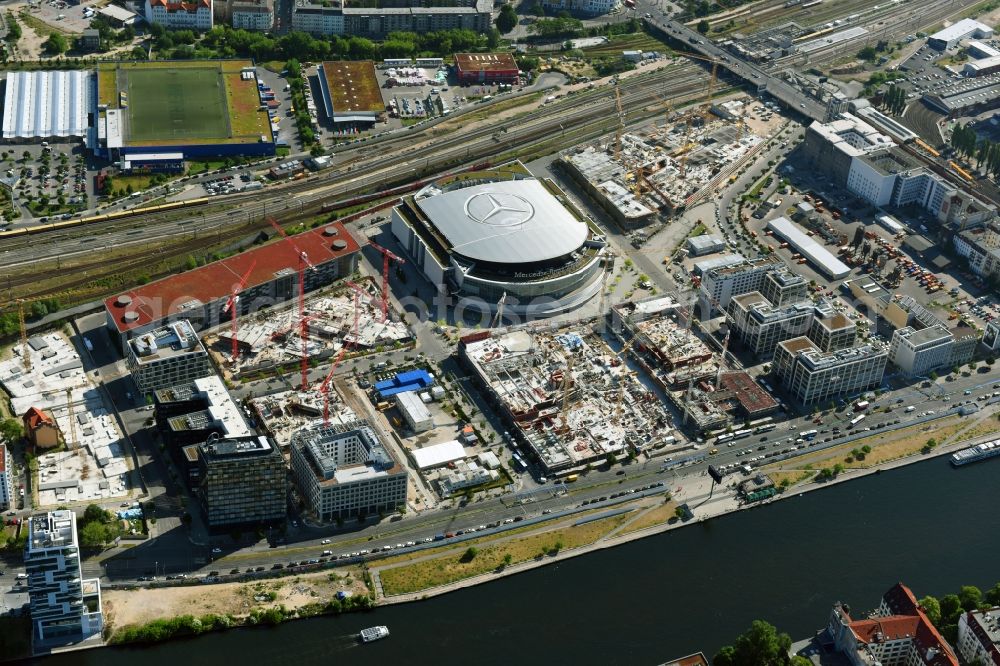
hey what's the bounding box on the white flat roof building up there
[2,70,96,140]
[767,217,851,279]
[395,390,433,433]
[410,439,466,469]
[929,18,993,50]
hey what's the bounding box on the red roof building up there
[104,222,362,345]
[22,407,61,450]
[454,53,519,85]
[827,583,959,666]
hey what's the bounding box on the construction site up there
[250,388,359,448]
[560,92,774,229]
[0,328,132,507]
[460,326,677,475]
[611,298,778,433]
[206,277,413,379]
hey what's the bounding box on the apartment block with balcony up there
[24,511,103,650]
[0,443,13,510]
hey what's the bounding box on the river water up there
[41,457,1000,666]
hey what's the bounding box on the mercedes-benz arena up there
[391,171,607,317]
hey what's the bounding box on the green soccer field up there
[124,67,232,142]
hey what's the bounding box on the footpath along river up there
[40,455,1000,666]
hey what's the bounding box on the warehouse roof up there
[318,61,383,116]
[410,440,466,469]
[766,217,850,279]
[929,18,992,44]
[104,222,361,333]
[2,70,95,140]
[415,179,588,264]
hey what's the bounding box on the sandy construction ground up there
[104,566,368,630]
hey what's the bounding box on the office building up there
[957,608,1000,666]
[954,222,1000,280]
[145,0,213,30]
[760,269,808,306]
[773,336,887,405]
[196,435,286,532]
[808,305,857,351]
[727,292,813,359]
[698,258,783,318]
[124,320,211,394]
[0,443,13,510]
[889,325,954,377]
[290,421,407,522]
[24,511,103,649]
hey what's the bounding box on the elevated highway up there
[644,15,828,121]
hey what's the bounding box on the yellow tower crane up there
[17,299,30,372]
[614,84,625,162]
[65,387,78,450]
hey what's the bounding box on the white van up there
[16,573,28,580]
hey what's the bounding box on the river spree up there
[41,456,1000,666]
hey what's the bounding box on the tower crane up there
[615,84,627,163]
[222,260,257,363]
[65,388,78,450]
[367,241,405,323]
[17,299,30,371]
[679,59,719,178]
[267,218,315,391]
[489,292,508,329]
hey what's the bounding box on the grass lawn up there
[762,417,965,475]
[379,512,633,596]
[581,33,672,58]
[618,497,678,535]
[126,67,230,142]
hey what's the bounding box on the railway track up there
[1,66,718,302]
[0,63,706,254]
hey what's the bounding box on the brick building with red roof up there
[22,406,61,450]
[104,222,361,349]
[826,583,959,666]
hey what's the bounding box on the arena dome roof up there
[414,180,589,264]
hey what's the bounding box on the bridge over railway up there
[644,16,828,122]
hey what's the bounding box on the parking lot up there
[1,137,92,225]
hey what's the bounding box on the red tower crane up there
[366,241,405,323]
[267,218,315,390]
[222,260,257,362]
[318,281,367,423]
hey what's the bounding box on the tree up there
[858,45,877,61]
[959,585,983,611]
[461,546,478,562]
[985,582,1000,606]
[83,504,109,525]
[714,620,793,666]
[920,596,942,626]
[940,594,963,624]
[78,520,112,547]
[696,19,710,34]
[495,4,518,34]
[502,553,513,567]
[43,32,68,55]
[0,418,25,443]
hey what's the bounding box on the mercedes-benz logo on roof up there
[465,192,534,228]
